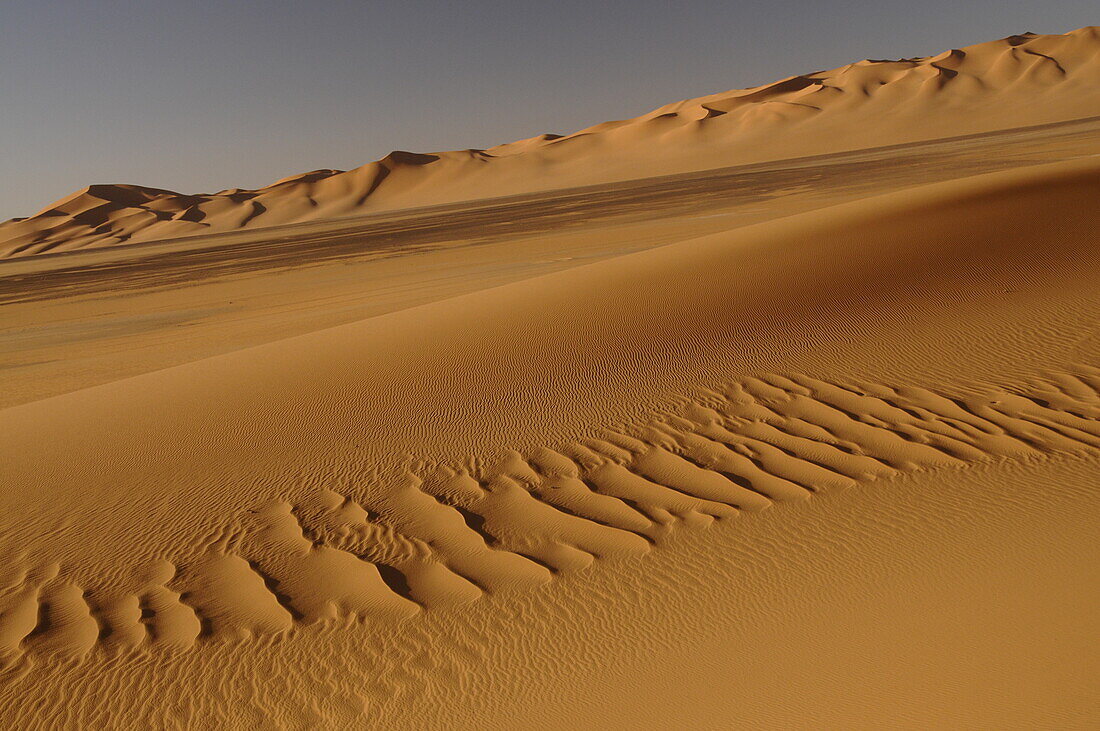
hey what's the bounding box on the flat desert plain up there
[1,28,1099,729]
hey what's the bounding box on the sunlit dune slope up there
[2,26,1098,257]
[1,157,1097,671]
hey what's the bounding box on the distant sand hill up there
[2,26,1098,257]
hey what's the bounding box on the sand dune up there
[3,22,1100,727]
[2,26,1099,257]
[1,154,1098,726]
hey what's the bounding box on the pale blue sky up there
[0,1,1094,219]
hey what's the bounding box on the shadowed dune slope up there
[0,158,1098,675]
[2,26,1099,257]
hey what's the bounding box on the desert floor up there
[1,117,1098,729]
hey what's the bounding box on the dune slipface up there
[1,148,1099,727]
[2,27,1099,257]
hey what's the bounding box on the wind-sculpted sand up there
[2,27,1098,257]
[2,371,1098,657]
[1,151,1099,727]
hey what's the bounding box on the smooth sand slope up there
[4,116,1098,410]
[2,26,1099,257]
[1,156,1098,727]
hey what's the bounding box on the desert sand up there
[1,27,1099,730]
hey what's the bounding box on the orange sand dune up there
[2,26,1098,257]
[1,157,1098,727]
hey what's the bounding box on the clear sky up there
[0,1,1094,220]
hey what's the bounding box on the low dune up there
[1,154,1098,726]
[2,26,1099,257]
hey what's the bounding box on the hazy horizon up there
[1,1,1095,220]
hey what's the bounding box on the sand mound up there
[1,157,1098,726]
[2,26,1098,258]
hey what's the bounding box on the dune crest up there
[2,26,1098,257]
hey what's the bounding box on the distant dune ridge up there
[2,26,1098,257]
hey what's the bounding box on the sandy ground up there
[1,28,1099,731]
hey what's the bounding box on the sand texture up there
[1,27,1099,731]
